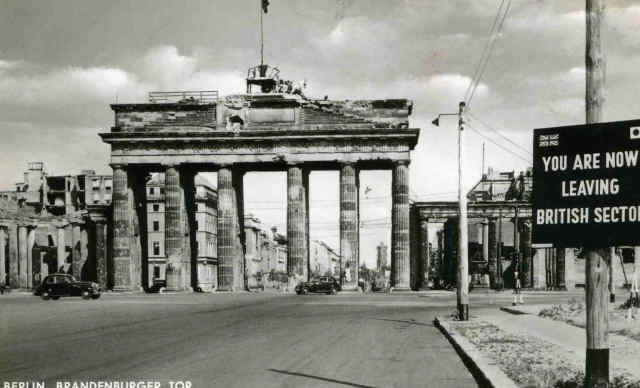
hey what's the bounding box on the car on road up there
[34,274,101,300]
[146,279,166,293]
[295,276,341,295]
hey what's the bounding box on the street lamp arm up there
[431,113,458,127]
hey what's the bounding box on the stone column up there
[488,218,498,289]
[27,226,36,288]
[519,219,532,288]
[564,248,576,290]
[165,164,184,291]
[391,160,410,290]
[94,219,108,289]
[217,167,235,291]
[232,170,245,291]
[0,227,6,286]
[112,164,131,291]
[128,170,146,292]
[556,247,566,290]
[419,219,430,289]
[634,247,640,292]
[287,164,309,286]
[436,229,444,282]
[18,225,28,288]
[496,214,504,289]
[8,223,18,288]
[340,163,359,291]
[479,219,490,286]
[532,245,546,289]
[482,220,489,262]
[71,222,82,279]
[57,225,66,272]
[80,227,89,280]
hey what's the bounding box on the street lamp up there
[432,101,469,321]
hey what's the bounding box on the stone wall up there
[113,104,217,132]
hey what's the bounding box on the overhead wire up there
[467,111,530,155]
[467,124,532,164]
[465,0,513,107]
[464,0,506,101]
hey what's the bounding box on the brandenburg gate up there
[100,70,419,292]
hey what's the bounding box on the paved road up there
[0,290,581,388]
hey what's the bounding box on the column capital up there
[162,163,180,170]
[110,163,126,170]
[518,218,532,232]
[419,218,429,227]
[393,159,410,167]
[55,221,69,229]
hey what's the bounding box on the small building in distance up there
[376,242,388,275]
[310,240,340,278]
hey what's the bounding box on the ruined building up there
[411,167,582,291]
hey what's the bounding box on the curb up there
[434,317,519,388]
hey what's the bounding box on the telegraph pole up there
[457,101,469,321]
[585,0,609,386]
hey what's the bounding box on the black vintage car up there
[35,274,101,300]
[295,276,341,295]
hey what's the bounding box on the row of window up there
[150,240,216,257]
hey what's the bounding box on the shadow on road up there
[267,368,376,388]
[373,318,433,327]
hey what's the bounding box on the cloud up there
[136,45,244,95]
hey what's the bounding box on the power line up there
[467,124,532,164]
[465,0,512,107]
[464,0,506,100]
[467,111,530,155]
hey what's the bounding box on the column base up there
[341,282,359,292]
[389,287,412,293]
[112,286,133,292]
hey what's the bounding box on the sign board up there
[532,119,640,247]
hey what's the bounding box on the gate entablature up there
[102,94,418,167]
[415,201,532,220]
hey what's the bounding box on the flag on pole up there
[262,0,269,13]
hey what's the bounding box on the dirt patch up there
[449,319,640,388]
[538,297,640,340]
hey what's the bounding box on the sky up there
[0,0,638,268]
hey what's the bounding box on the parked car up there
[146,279,166,293]
[295,276,341,295]
[35,274,101,300]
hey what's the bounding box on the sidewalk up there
[479,305,640,380]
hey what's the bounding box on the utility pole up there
[585,0,609,387]
[457,101,469,321]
